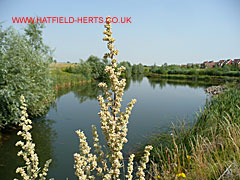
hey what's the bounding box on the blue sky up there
[0,0,239,65]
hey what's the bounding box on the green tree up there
[163,62,168,67]
[137,63,144,74]
[86,55,108,80]
[157,66,167,74]
[76,59,92,80]
[0,24,54,128]
[150,63,158,73]
[132,64,138,74]
[119,61,132,77]
[24,23,51,55]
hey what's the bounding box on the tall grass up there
[50,68,90,89]
[148,85,240,179]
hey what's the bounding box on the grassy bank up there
[147,77,225,88]
[50,63,91,89]
[145,85,240,179]
[146,72,240,83]
[146,65,240,77]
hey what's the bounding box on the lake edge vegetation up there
[51,59,240,91]
[144,84,240,179]
[50,58,146,89]
[146,62,240,80]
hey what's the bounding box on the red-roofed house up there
[223,59,233,66]
[216,60,225,67]
[233,59,240,67]
[201,61,215,68]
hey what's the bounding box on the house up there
[233,59,240,67]
[223,59,233,66]
[201,61,215,68]
[201,61,207,68]
[208,61,216,68]
[216,60,225,67]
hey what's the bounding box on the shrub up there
[0,23,54,128]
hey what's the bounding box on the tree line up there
[149,63,240,77]
[64,57,145,80]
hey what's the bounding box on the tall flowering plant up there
[73,17,153,180]
[15,95,52,180]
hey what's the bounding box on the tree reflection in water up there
[147,77,222,89]
[55,77,138,104]
[0,74,218,179]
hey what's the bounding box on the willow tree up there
[0,23,54,128]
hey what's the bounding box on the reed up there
[148,86,240,179]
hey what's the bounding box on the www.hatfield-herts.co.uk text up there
[12,17,132,24]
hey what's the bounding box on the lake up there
[0,76,218,179]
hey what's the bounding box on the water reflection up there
[131,73,144,83]
[147,77,222,89]
[0,118,57,179]
[0,75,216,179]
[55,75,219,103]
[56,82,103,102]
[55,77,136,103]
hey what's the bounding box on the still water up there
[0,76,217,179]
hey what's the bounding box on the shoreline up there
[139,85,240,179]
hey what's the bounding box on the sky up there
[0,0,240,65]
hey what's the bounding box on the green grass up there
[146,72,240,83]
[50,62,76,69]
[147,65,240,77]
[144,85,240,179]
[50,68,91,89]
